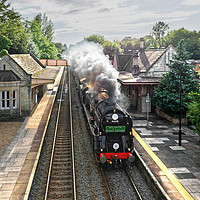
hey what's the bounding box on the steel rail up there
[125,168,143,200]
[68,67,77,200]
[101,168,113,200]
[44,67,66,200]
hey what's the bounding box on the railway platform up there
[0,65,200,200]
[0,67,64,200]
[128,108,200,200]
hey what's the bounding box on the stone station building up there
[0,53,58,118]
[113,38,176,112]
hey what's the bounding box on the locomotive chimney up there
[132,51,139,76]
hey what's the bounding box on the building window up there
[3,64,6,70]
[0,91,10,109]
[13,91,17,108]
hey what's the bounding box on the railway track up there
[102,167,143,200]
[125,167,143,200]
[44,67,76,200]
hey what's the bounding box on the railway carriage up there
[79,78,135,167]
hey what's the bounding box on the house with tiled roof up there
[0,53,59,118]
[113,38,176,112]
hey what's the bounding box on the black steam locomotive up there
[79,78,135,167]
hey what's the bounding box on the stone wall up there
[155,107,188,125]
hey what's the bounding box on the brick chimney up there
[140,37,144,49]
[132,51,139,76]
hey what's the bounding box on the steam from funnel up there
[68,41,120,98]
[68,41,130,110]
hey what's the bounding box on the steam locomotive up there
[79,78,135,167]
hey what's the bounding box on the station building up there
[113,38,177,112]
[0,53,59,118]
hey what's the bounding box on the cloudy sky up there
[8,0,200,46]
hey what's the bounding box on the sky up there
[8,0,200,46]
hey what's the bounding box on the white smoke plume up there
[68,41,130,109]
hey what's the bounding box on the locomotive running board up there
[82,103,96,136]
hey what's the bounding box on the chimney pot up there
[132,51,139,76]
[140,37,144,49]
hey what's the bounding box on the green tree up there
[152,39,199,115]
[0,35,11,50]
[152,21,169,48]
[84,34,105,45]
[30,16,59,59]
[34,13,54,42]
[165,28,200,59]
[0,0,29,54]
[187,92,200,133]
[55,42,65,59]
[103,40,122,59]
[0,0,20,22]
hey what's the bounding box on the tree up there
[0,0,20,23]
[55,42,65,58]
[187,92,200,133]
[84,34,105,45]
[0,35,11,50]
[152,39,199,116]
[152,21,169,48]
[165,28,200,59]
[0,0,29,54]
[103,41,122,59]
[30,16,59,59]
[34,13,54,42]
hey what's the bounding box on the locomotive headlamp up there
[113,143,119,150]
[112,114,118,120]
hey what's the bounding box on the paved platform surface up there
[128,108,200,200]
[0,67,64,200]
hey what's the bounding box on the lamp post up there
[178,61,184,146]
[146,93,150,126]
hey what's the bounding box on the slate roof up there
[139,49,165,71]
[117,54,133,72]
[0,70,20,82]
[116,47,169,72]
[10,54,43,75]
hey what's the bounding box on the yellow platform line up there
[132,128,194,200]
